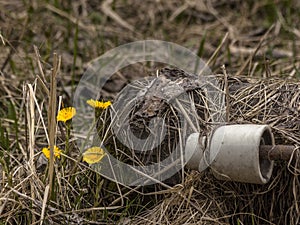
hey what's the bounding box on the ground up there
[0,0,300,224]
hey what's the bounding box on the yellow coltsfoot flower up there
[82,147,106,164]
[86,99,111,109]
[57,107,76,122]
[42,146,62,160]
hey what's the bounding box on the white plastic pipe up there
[209,124,274,184]
[185,124,275,184]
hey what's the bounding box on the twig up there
[45,4,96,33]
[221,65,230,122]
[48,53,60,197]
[26,83,37,224]
[199,32,228,76]
[235,24,275,76]
[40,185,50,225]
[101,0,135,32]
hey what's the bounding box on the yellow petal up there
[83,147,106,164]
[42,147,50,159]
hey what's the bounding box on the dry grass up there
[126,72,300,225]
[1,0,300,224]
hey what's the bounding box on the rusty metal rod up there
[259,145,297,161]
